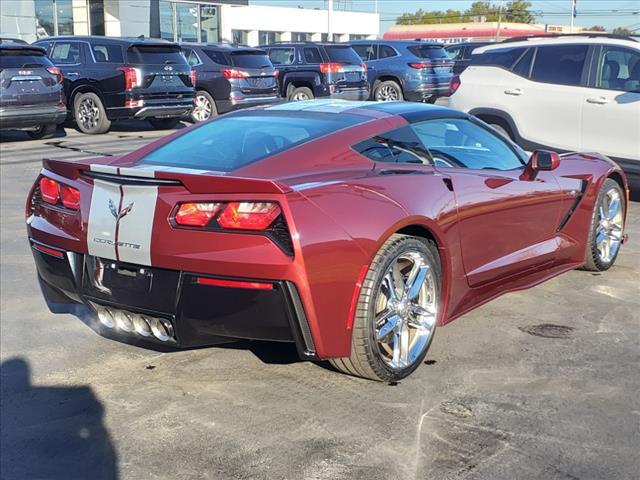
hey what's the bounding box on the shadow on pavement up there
[0,358,118,480]
[0,127,67,143]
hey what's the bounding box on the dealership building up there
[1,0,379,45]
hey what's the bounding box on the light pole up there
[496,0,504,41]
[328,0,333,41]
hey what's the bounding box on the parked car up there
[0,37,28,45]
[0,42,66,139]
[260,42,368,101]
[444,41,492,74]
[33,36,195,134]
[27,100,628,382]
[180,43,279,122]
[449,34,640,188]
[348,40,453,102]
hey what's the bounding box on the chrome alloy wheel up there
[376,85,400,101]
[375,251,437,369]
[292,91,310,101]
[192,94,212,121]
[78,97,100,130]
[596,187,624,263]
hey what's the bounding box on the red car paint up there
[26,102,628,359]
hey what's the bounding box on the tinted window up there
[303,47,322,64]
[530,44,588,86]
[596,46,640,92]
[0,50,52,68]
[231,52,271,68]
[50,42,81,64]
[268,48,294,65]
[353,126,432,165]
[412,119,524,170]
[352,44,374,61]
[378,45,397,59]
[408,45,449,60]
[473,47,525,68]
[91,44,123,63]
[139,112,367,172]
[325,46,361,64]
[204,49,228,65]
[126,45,187,65]
[446,45,463,60]
[511,47,533,77]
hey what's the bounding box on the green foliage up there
[588,25,606,32]
[396,1,534,26]
[611,27,633,35]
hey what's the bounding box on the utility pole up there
[570,0,576,32]
[496,0,504,41]
[328,0,333,41]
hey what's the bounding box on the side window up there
[596,46,640,92]
[352,126,432,165]
[530,44,588,86]
[303,47,322,64]
[50,41,81,64]
[184,49,201,67]
[91,44,123,63]
[446,46,463,60]
[412,119,524,171]
[203,49,228,65]
[511,48,534,78]
[352,44,374,61]
[473,47,526,68]
[268,48,294,65]
[378,45,396,59]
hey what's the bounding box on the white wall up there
[220,4,379,45]
[104,0,150,37]
[0,0,37,43]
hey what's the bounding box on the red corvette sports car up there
[26,100,629,381]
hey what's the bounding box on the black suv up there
[181,43,279,122]
[0,42,66,139]
[444,42,492,74]
[260,42,368,101]
[33,36,195,134]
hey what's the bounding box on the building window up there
[175,2,198,42]
[159,1,175,41]
[258,31,281,45]
[200,5,219,43]
[35,0,74,37]
[232,30,248,45]
[88,0,105,35]
[350,34,367,41]
[292,32,311,42]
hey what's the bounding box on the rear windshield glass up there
[138,112,367,172]
[325,46,362,64]
[126,45,187,65]
[408,45,449,59]
[0,50,51,68]
[230,52,272,69]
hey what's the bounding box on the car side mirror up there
[520,150,560,181]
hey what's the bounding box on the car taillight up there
[116,66,142,90]
[273,69,279,78]
[217,202,281,230]
[190,69,197,86]
[320,62,344,74]
[174,202,222,227]
[60,184,80,210]
[39,177,59,205]
[221,68,250,79]
[38,176,80,210]
[360,62,367,72]
[409,62,433,69]
[449,75,461,96]
[46,66,64,84]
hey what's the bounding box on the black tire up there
[73,92,111,134]
[373,80,403,101]
[148,118,180,130]
[191,90,217,123]
[288,86,314,101]
[27,123,57,140]
[330,234,441,382]
[582,178,626,271]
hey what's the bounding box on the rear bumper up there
[30,241,317,358]
[108,96,195,120]
[328,86,370,101]
[0,105,67,129]
[404,82,451,101]
[217,94,282,114]
[133,104,194,119]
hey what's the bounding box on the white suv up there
[449,35,640,186]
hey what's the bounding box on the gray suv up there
[0,42,66,139]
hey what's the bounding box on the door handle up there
[586,96,609,105]
[504,88,523,96]
[66,72,79,77]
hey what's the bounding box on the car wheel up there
[289,86,313,101]
[374,80,403,102]
[74,92,111,134]
[148,118,180,130]
[330,234,440,382]
[582,178,625,271]
[191,90,217,122]
[27,123,57,140]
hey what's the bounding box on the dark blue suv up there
[348,40,453,103]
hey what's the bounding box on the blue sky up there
[250,1,640,32]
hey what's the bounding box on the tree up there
[396,1,534,26]
[612,27,633,35]
[588,25,606,32]
[504,1,534,24]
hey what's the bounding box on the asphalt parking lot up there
[1,122,639,480]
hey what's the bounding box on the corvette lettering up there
[93,238,141,249]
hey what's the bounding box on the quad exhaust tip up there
[94,305,175,343]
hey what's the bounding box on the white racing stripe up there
[116,184,158,265]
[87,179,121,260]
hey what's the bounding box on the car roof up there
[0,37,28,45]
[34,35,180,47]
[259,42,352,47]
[349,39,443,46]
[476,34,639,53]
[182,42,266,53]
[0,43,46,53]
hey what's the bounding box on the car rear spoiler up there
[42,158,292,195]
